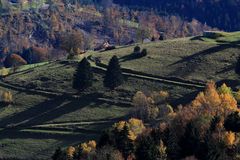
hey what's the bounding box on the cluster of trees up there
[0,45,49,69]
[53,81,240,160]
[113,0,240,31]
[0,0,214,67]
[132,90,172,121]
[72,56,123,91]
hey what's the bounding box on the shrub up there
[134,45,141,53]
[1,91,13,104]
[141,48,148,57]
[105,46,116,51]
[0,67,10,76]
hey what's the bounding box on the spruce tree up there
[73,58,93,91]
[135,135,159,160]
[179,121,201,158]
[104,56,123,89]
[115,124,134,159]
[235,57,240,75]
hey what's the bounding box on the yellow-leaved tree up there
[80,140,96,155]
[224,131,236,146]
[66,146,75,159]
[113,118,145,141]
[191,81,238,116]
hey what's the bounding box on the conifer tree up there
[104,56,123,89]
[166,130,181,160]
[115,124,134,159]
[179,121,201,158]
[73,58,93,91]
[135,135,159,160]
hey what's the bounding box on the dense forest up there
[113,0,240,31]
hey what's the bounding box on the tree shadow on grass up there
[0,93,102,128]
[119,53,145,63]
[216,79,240,90]
[169,44,235,66]
[168,43,240,78]
[169,90,202,107]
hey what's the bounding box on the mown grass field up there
[0,31,239,159]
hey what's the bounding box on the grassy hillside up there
[0,31,239,159]
[0,61,197,159]
[92,31,240,87]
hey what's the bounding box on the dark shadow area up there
[168,43,240,78]
[119,53,146,63]
[216,64,235,75]
[190,36,204,41]
[169,90,202,107]
[119,54,137,62]
[216,79,240,90]
[0,93,102,127]
[0,128,98,140]
[0,102,10,108]
[169,44,236,66]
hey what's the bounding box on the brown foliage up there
[96,145,124,160]
[4,54,27,68]
[31,46,49,62]
[60,31,84,55]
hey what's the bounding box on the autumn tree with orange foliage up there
[191,81,238,117]
[4,54,27,68]
[52,82,240,160]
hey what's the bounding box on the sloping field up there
[92,33,240,85]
